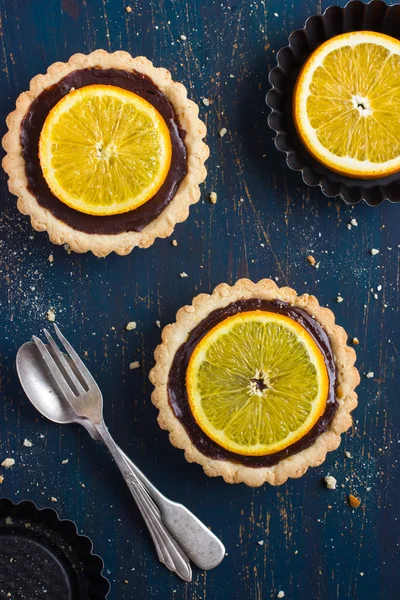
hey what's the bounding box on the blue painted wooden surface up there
[0,1,399,598]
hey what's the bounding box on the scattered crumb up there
[172,239,178,247]
[273,12,279,17]
[23,439,33,447]
[50,497,57,502]
[155,320,161,328]
[202,98,210,106]
[180,34,187,40]
[61,459,69,465]
[348,494,361,508]
[377,284,382,291]
[347,224,352,230]
[360,572,364,577]
[324,475,337,490]
[5,517,13,525]
[124,580,129,584]
[81,483,85,488]
[336,296,344,303]
[25,523,31,528]
[277,592,285,599]
[370,248,379,256]
[219,127,227,137]
[0,475,4,484]
[306,254,316,266]
[129,361,140,370]
[1,458,15,469]
[257,540,264,546]
[352,337,360,345]
[63,243,71,254]
[126,321,137,331]
[48,254,54,263]
[345,451,352,458]
[365,371,374,379]
[180,272,188,278]
[350,218,358,227]
[47,309,56,322]
[125,5,132,12]
[209,191,217,204]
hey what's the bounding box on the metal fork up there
[31,326,224,580]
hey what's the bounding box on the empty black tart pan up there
[0,498,110,599]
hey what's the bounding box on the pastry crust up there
[149,278,360,487]
[2,50,209,256]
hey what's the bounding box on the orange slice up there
[186,310,329,456]
[293,31,400,178]
[39,84,172,216]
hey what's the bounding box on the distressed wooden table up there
[0,1,399,598]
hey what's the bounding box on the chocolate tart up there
[150,279,360,487]
[2,50,209,256]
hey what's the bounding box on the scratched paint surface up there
[0,0,399,598]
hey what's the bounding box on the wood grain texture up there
[0,0,399,598]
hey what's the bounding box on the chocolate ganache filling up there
[168,299,337,468]
[20,67,188,235]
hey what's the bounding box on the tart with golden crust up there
[2,50,208,256]
[150,279,360,487]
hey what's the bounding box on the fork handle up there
[94,420,192,582]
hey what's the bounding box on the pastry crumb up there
[350,218,358,226]
[219,127,227,137]
[47,309,56,322]
[257,540,264,546]
[202,98,210,106]
[23,439,33,447]
[370,248,379,256]
[126,321,136,331]
[277,592,285,599]
[365,371,374,378]
[352,337,360,345]
[1,458,15,469]
[5,517,13,525]
[63,243,71,254]
[48,254,54,263]
[0,475,4,484]
[125,5,132,12]
[129,361,140,370]
[172,239,178,247]
[61,459,69,464]
[180,272,188,278]
[336,296,344,303]
[345,451,352,458]
[324,475,337,490]
[306,254,316,266]
[209,191,217,204]
[180,34,187,40]
[348,494,361,508]
[155,320,161,328]
[50,497,57,502]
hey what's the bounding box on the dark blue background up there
[0,1,399,598]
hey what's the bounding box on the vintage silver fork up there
[31,325,225,579]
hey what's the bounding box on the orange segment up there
[186,310,329,456]
[293,31,400,178]
[39,84,172,216]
